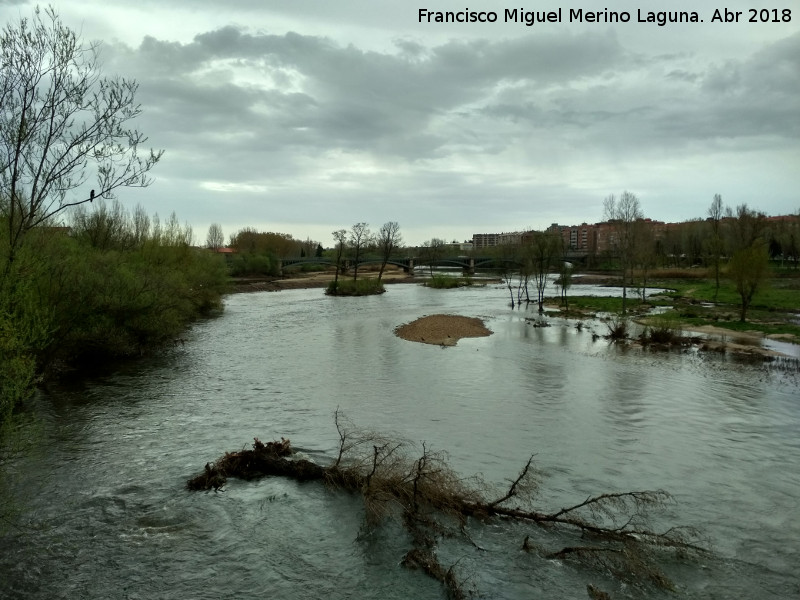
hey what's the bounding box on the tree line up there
[478,191,796,321]
[601,191,790,321]
[205,223,323,277]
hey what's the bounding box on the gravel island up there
[394,314,492,346]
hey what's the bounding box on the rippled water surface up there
[2,284,799,599]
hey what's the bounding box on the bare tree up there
[376,221,402,282]
[348,222,372,281]
[603,191,644,314]
[131,204,151,247]
[206,223,224,251]
[421,237,447,277]
[527,231,560,313]
[492,241,519,308]
[330,229,347,293]
[726,203,766,253]
[634,220,657,302]
[0,7,163,268]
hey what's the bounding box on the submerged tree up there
[189,413,707,598]
[525,231,560,312]
[0,6,163,268]
[491,242,519,308]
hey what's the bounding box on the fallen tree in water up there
[188,412,707,599]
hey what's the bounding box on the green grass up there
[549,295,648,314]
[326,278,385,296]
[633,270,800,341]
[549,270,800,342]
[650,274,800,312]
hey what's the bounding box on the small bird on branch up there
[90,189,95,202]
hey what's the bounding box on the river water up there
[2,283,799,599]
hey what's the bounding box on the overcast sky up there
[3,0,799,245]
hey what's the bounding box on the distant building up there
[498,232,523,246]
[545,222,598,252]
[472,233,499,249]
[472,232,522,249]
[594,218,666,253]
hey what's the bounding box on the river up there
[2,283,799,599]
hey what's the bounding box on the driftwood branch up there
[488,454,535,508]
[187,417,708,598]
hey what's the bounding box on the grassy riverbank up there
[548,268,800,344]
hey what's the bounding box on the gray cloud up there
[2,0,798,243]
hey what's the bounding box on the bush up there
[605,316,629,340]
[326,278,385,296]
[645,315,683,345]
[425,274,472,289]
[0,205,230,386]
[228,252,277,276]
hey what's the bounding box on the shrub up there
[605,316,629,340]
[228,252,277,276]
[646,316,683,345]
[425,274,472,289]
[326,278,385,296]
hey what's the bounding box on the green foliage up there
[0,203,229,433]
[227,252,277,277]
[49,238,228,361]
[425,274,472,289]
[0,230,56,425]
[326,278,385,296]
[0,315,41,427]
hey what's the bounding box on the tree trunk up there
[621,267,628,315]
